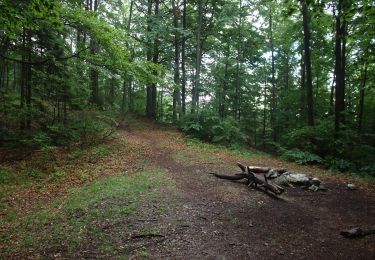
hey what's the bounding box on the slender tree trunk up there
[122,0,134,113]
[358,63,367,132]
[20,30,26,129]
[269,5,276,141]
[262,81,267,147]
[26,32,32,129]
[334,0,347,133]
[219,49,229,119]
[192,0,203,114]
[89,0,100,106]
[301,0,314,126]
[235,0,242,121]
[172,0,181,123]
[181,0,187,115]
[146,0,159,119]
[300,45,306,123]
[121,80,126,113]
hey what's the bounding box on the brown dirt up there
[2,117,375,259]
[113,119,375,259]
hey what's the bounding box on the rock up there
[267,169,279,179]
[318,185,327,191]
[273,175,290,187]
[284,173,310,185]
[309,178,321,186]
[308,185,319,192]
[347,183,357,190]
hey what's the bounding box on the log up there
[340,226,375,238]
[209,172,248,181]
[212,163,284,195]
[237,162,286,175]
[246,166,284,195]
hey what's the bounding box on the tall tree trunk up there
[192,0,203,114]
[269,5,276,141]
[121,80,127,113]
[172,0,181,123]
[90,0,100,106]
[334,0,347,133]
[26,32,32,129]
[20,30,26,129]
[300,47,306,122]
[262,81,267,147]
[122,0,134,114]
[301,0,314,126]
[146,0,159,119]
[235,0,242,121]
[358,63,367,133]
[181,0,187,115]
[219,48,229,119]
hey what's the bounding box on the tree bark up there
[172,0,181,123]
[235,0,243,122]
[89,0,100,106]
[181,0,187,115]
[192,0,203,114]
[358,63,367,132]
[269,4,276,141]
[334,0,349,133]
[301,0,314,126]
[146,0,159,119]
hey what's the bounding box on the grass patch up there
[2,168,168,258]
[186,137,267,160]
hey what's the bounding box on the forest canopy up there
[0,0,374,175]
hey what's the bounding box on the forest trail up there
[112,118,375,259]
[1,117,375,259]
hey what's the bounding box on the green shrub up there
[281,149,324,164]
[282,119,334,156]
[21,132,53,149]
[329,158,353,172]
[46,110,116,146]
[182,111,247,145]
[0,168,17,185]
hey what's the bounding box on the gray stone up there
[318,185,327,191]
[308,185,319,192]
[273,175,290,187]
[284,173,310,185]
[267,169,279,179]
[310,177,321,186]
[347,183,357,190]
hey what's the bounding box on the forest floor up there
[1,116,375,259]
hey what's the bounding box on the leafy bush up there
[282,119,334,156]
[21,132,53,149]
[281,149,324,164]
[46,110,116,146]
[182,110,247,145]
[328,158,353,172]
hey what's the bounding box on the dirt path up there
[117,121,375,259]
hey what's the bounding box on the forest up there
[0,0,374,173]
[1,1,375,258]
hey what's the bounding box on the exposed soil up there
[107,119,375,259]
[2,118,375,259]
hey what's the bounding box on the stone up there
[308,185,319,192]
[310,177,321,186]
[267,169,279,179]
[318,185,327,191]
[347,183,357,190]
[273,175,290,187]
[284,173,310,185]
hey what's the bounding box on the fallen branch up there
[341,226,375,238]
[210,163,284,195]
[131,233,165,239]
